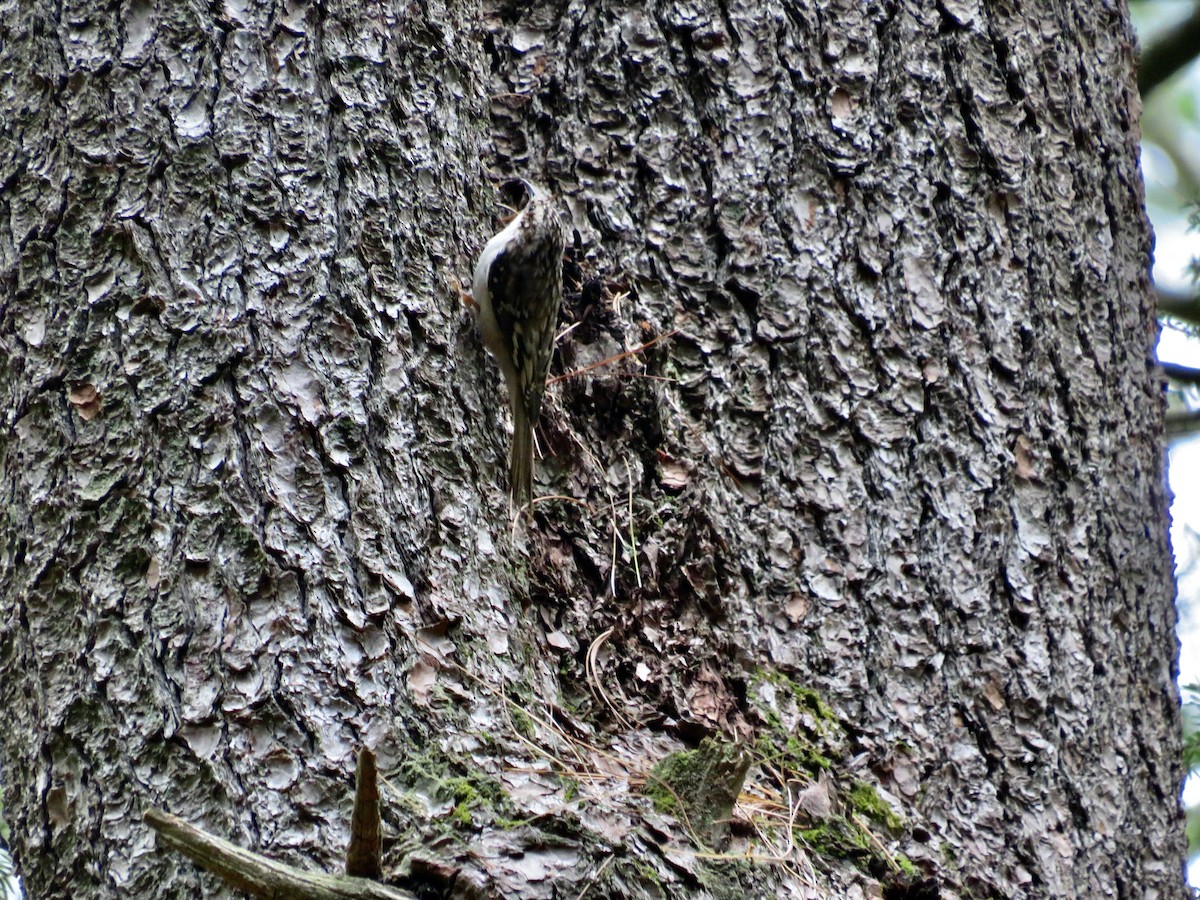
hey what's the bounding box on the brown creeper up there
[472,182,565,501]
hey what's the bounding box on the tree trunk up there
[0,0,1187,898]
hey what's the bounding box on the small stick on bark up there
[143,807,411,900]
[346,747,383,880]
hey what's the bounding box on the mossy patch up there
[748,672,841,789]
[644,738,751,846]
[392,753,515,832]
[751,669,838,727]
[848,781,903,832]
[747,671,918,886]
[753,732,832,777]
[695,856,773,899]
[445,772,512,828]
[509,706,537,740]
[798,817,872,859]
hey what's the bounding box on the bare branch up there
[1163,361,1200,386]
[143,808,412,900]
[1158,286,1200,328]
[1138,3,1200,95]
[1166,408,1200,440]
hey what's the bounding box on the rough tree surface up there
[0,0,1188,898]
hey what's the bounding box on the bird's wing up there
[486,239,522,348]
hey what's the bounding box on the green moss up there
[895,853,919,878]
[445,777,481,805]
[643,766,681,815]
[747,671,844,773]
[450,801,474,827]
[444,776,485,827]
[848,781,903,832]
[510,707,536,740]
[798,818,871,858]
[561,776,580,803]
[695,856,772,898]
[393,754,514,832]
[750,669,838,724]
[634,860,662,885]
[795,799,919,880]
[749,673,831,770]
[744,673,924,883]
[790,685,837,722]
[644,739,751,845]
[753,733,832,776]
[757,703,784,731]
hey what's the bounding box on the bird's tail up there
[509,405,534,502]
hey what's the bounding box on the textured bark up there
[0,1,1187,899]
